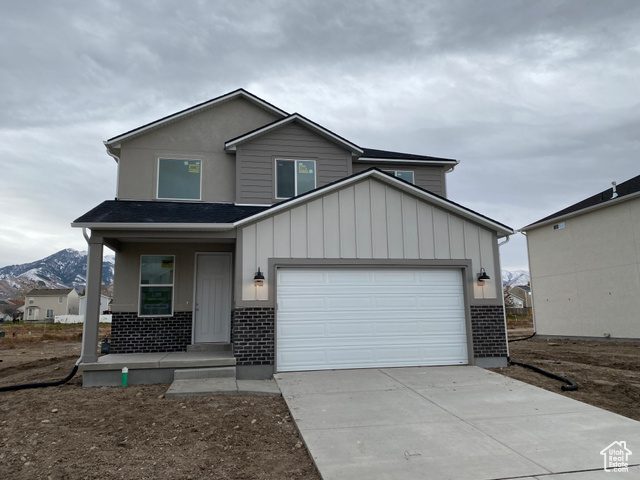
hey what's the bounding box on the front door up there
[194,253,231,343]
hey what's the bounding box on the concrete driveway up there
[275,366,640,480]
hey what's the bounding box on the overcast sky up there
[1,0,639,270]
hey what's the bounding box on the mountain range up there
[501,269,530,288]
[0,249,114,300]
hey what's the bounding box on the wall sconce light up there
[478,268,491,283]
[254,267,265,287]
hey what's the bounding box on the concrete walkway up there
[275,366,640,480]
[166,378,281,398]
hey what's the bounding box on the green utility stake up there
[121,367,128,387]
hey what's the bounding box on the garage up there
[276,267,468,372]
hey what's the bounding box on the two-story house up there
[73,89,513,386]
[24,288,80,322]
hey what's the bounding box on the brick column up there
[231,307,275,366]
[470,305,508,358]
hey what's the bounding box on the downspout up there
[104,142,121,199]
[498,234,511,357]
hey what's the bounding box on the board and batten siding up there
[235,122,351,204]
[352,163,447,197]
[239,178,498,302]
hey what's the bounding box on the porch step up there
[165,378,281,398]
[173,366,236,380]
[187,343,233,353]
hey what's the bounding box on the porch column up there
[81,236,104,363]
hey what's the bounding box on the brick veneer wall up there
[470,305,508,358]
[110,312,192,354]
[231,307,275,366]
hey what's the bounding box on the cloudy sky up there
[1,0,639,270]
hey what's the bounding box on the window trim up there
[138,255,175,317]
[156,157,203,201]
[275,158,317,199]
[384,170,415,184]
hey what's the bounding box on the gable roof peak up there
[104,88,289,151]
[224,112,363,155]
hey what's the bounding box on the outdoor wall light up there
[478,268,491,283]
[254,268,265,287]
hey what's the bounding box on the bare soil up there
[1,318,638,479]
[492,316,640,422]
[0,324,321,480]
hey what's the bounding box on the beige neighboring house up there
[72,88,514,386]
[24,288,80,322]
[506,285,532,308]
[522,174,640,340]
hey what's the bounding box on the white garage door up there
[276,267,468,372]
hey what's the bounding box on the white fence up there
[55,314,112,324]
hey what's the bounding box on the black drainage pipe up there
[0,365,79,393]
[507,357,578,391]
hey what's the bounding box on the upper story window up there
[29,298,34,304]
[276,159,316,198]
[157,158,202,200]
[58,296,64,303]
[385,170,415,184]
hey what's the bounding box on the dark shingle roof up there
[73,201,271,224]
[523,174,640,230]
[360,148,457,163]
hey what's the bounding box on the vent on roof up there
[611,181,618,199]
[553,222,565,230]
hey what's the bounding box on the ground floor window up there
[139,255,175,316]
[46,309,54,318]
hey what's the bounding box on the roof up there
[73,201,270,228]
[105,88,288,149]
[522,173,640,230]
[73,169,513,236]
[358,148,458,165]
[26,288,74,297]
[234,167,514,236]
[224,113,363,155]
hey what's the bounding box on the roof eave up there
[71,222,236,231]
[355,157,459,166]
[521,190,640,232]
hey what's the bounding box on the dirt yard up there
[1,318,639,479]
[493,316,640,422]
[0,323,321,480]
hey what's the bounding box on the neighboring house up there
[73,88,513,383]
[522,174,640,340]
[79,294,111,316]
[503,287,524,308]
[24,288,80,322]
[509,285,532,308]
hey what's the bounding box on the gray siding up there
[116,97,281,202]
[235,123,351,204]
[352,162,447,197]
[238,178,499,303]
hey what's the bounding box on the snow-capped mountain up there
[501,269,530,288]
[0,249,114,299]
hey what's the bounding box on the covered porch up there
[76,224,241,387]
